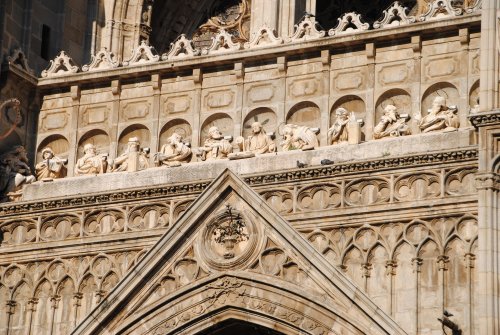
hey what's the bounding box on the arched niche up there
[469,80,480,111]
[159,119,193,149]
[117,124,151,155]
[375,89,412,122]
[77,129,110,159]
[330,95,366,140]
[36,135,70,163]
[200,113,234,146]
[286,101,320,129]
[421,82,459,115]
[242,108,277,138]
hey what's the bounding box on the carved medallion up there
[197,204,259,271]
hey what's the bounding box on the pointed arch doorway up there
[195,319,287,335]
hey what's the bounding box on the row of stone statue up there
[0,96,458,201]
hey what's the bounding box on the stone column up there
[470,113,500,335]
[150,74,161,155]
[250,0,279,37]
[479,0,499,111]
[68,85,80,177]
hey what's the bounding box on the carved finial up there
[123,40,160,66]
[328,12,370,36]
[244,24,283,49]
[419,0,463,21]
[373,2,416,29]
[287,14,325,42]
[7,48,34,75]
[161,34,200,61]
[201,30,242,55]
[82,47,119,72]
[41,51,79,78]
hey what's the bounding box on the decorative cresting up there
[244,24,283,49]
[419,0,463,21]
[82,47,119,72]
[7,48,34,75]
[41,51,79,77]
[0,98,21,141]
[287,14,325,42]
[373,2,416,29]
[162,34,200,60]
[464,0,482,13]
[196,204,259,272]
[202,29,242,55]
[328,12,370,36]
[122,41,160,66]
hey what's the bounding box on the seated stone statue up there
[0,145,36,201]
[417,96,460,133]
[245,121,276,154]
[373,105,411,139]
[328,108,350,145]
[154,133,192,167]
[111,137,149,172]
[75,143,108,176]
[198,126,233,160]
[280,124,319,151]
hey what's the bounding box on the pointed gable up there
[72,169,406,335]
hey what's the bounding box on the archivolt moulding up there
[373,1,416,29]
[287,14,325,42]
[41,51,79,78]
[7,48,34,75]
[82,47,119,72]
[419,0,463,21]
[244,24,283,49]
[123,41,160,66]
[162,34,200,61]
[328,12,370,36]
[202,30,242,55]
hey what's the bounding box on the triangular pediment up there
[72,169,405,335]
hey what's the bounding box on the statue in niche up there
[373,105,411,139]
[154,133,192,167]
[416,96,460,133]
[243,121,276,154]
[75,143,108,176]
[111,137,150,172]
[35,147,68,180]
[0,145,36,201]
[328,107,350,144]
[279,124,319,151]
[198,126,233,161]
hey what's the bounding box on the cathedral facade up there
[0,1,499,334]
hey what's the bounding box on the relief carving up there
[425,56,459,79]
[419,0,463,21]
[333,70,363,91]
[41,51,79,77]
[81,106,109,126]
[328,12,370,36]
[162,35,200,60]
[0,146,36,202]
[122,101,150,120]
[373,105,411,139]
[244,24,283,49]
[163,95,191,114]
[378,64,410,86]
[74,143,108,176]
[82,47,119,72]
[201,29,242,55]
[289,78,320,97]
[235,121,276,155]
[373,2,416,29]
[328,108,363,145]
[197,126,233,160]
[279,124,319,151]
[247,84,275,103]
[122,41,160,66]
[416,96,459,133]
[287,14,325,42]
[111,137,150,173]
[40,111,69,132]
[154,133,192,167]
[205,90,234,109]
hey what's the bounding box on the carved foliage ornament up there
[419,0,463,21]
[41,51,79,78]
[123,40,159,66]
[328,12,370,36]
[373,2,416,29]
[288,14,325,42]
[464,0,482,13]
[82,47,119,72]
[162,35,200,61]
[7,48,34,75]
[244,24,283,49]
[202,29,242,55]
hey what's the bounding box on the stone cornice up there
[0,148,478,216]
[469,110,500,128]
[475,172,500,191]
